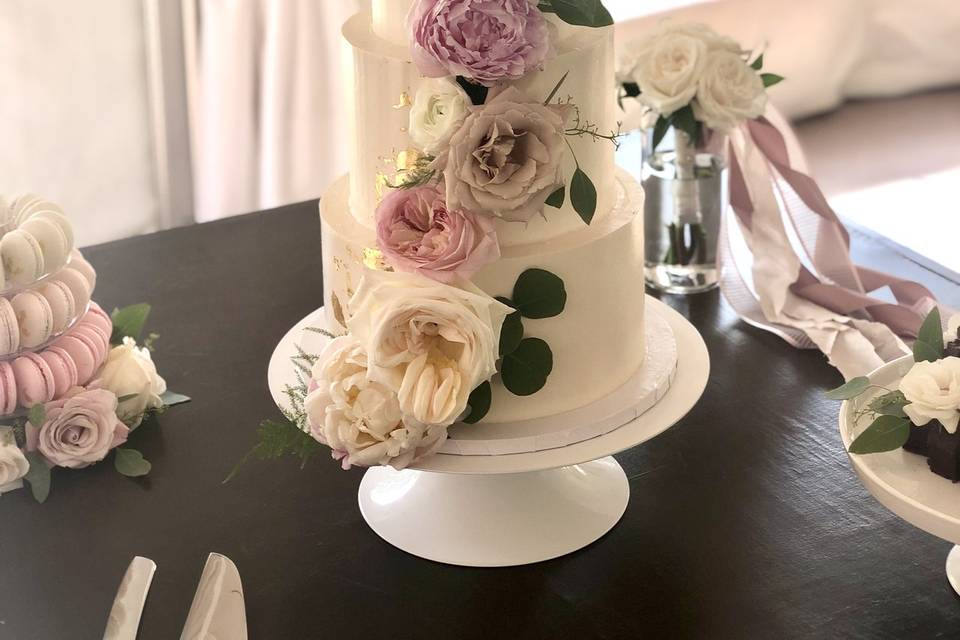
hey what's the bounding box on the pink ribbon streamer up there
[726,116,938,340]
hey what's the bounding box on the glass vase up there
[641,125,728,294]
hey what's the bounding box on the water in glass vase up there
[642,130,728,294]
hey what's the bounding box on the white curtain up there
[186,0,362,222]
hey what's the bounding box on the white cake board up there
[268,296,710,566]
[839,355,960,596]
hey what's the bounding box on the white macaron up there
[25,210,74,253]
[11,290,53,349]
[39,280,77,334]
[0,297,20,355]
[1,229,45,287]
[54,268,91,313]
[68,249,97,291]
[20,216,70,275]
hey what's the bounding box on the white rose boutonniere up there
[409,78,471,157]
[305,335,447,470]
[94,337,167,427]
[692,50,767,132]
[899,357,960,434]
[347,269,511,426]
[0,426,29,493]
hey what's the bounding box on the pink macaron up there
[39,346,79,399]
[0,297,20,356]
[72,323,109,366]
[12,352,56,407]
[53,334,98,385]
[0,361,16,415]
[86,303,113,337]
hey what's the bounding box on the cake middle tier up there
[342,11,617,248]
[319,168,646,424]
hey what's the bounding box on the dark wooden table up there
[2,204,958,639]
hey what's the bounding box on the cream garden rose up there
[408,78,471,156]
[304,335,447,469]
[94,337,167,427]
[620,22,739,117]
[899,357,960,434]
[0,426,29,491]
[347,269,510,426]
[692,50,767,131]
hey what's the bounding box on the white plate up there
[267,295,710,475]
[839,355,960,545]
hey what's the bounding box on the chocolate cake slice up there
[926,421,960,482]
[903,422,934,456]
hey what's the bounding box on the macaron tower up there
[0,194,113,415]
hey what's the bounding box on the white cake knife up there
[179,553,248,640]
[102,556,157,640]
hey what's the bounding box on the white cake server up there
[102,556,157,640]
[179,552,248,640]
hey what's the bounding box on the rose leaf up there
[570,168,597,225]
[824,376,870,401]
[849,415,911,455]
[915,307,944,361]
[512,269,567,319]
[160,391,192,407]
[455,76,488,106]
[651,116,671,152]
[545,186,566,209]
[110,303,151,344]
[27,404,45,428]
[115,448,152,478]
[761,73,784,88]
[24,452,51,504]
[463,382,492,424]
[499,310,524,356]
[914,340,942,364]
[501,338,554,396]
[750,53,764,70]
[545,0,613,27]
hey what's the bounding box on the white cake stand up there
[839,355,960,596]
[268,297,709,566]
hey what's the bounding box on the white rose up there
[692,50,767,131]
[0,426,29,493]
[620,21,740,117]
[408,78,470,156]
[347,269,510,426]
[95,337,167,427]
[946,313,960,344]
[305,336,448,469]
[899,357,960,433]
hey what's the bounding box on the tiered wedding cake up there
[308,0,649,468]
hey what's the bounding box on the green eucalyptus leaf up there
[114,448,152,478]
[501,338,554,396]
[761,73,784,88]
[27,404,46,427]
[116,394,139,404]
[463,382,492,424]
[824,376,870,401]
[499,310,524,356]
[512,269,567,319]
[110,303,151,343]
[544,0,613,27]
[868,390,908,418]
[545,186,565,209]
[750,53,764,70]
[849,415,910,455]
[570,168,597,225]
[914,340,942,364]
[160,391,191,407]
[24,452,51,504]
[651,116,671,151]
[916,307,944,358]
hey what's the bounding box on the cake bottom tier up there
[319,168,647,424]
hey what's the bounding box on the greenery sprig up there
[537,0,613,27]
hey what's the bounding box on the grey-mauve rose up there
[26,387,129,469]
[444,86,570,222]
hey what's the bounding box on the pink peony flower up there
[408,0,550,86]
[375,186,500,283]
[25,387,129,469]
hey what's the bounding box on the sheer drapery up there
[186,0,361,222]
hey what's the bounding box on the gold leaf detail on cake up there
[395,149,422,172]
[362,248,393,272]
[392,92,413,109]
[330,292,346,328]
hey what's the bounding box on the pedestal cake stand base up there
[269,297,709,566]
[358,456,628,567]
[948,546,960,597]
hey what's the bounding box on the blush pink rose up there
[408,0,550,86]
[26,387,129,469]
[376,186,500,283]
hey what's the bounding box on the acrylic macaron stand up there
[268,295,709,567]
[0,197,111,416]
[840,356,960,596]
